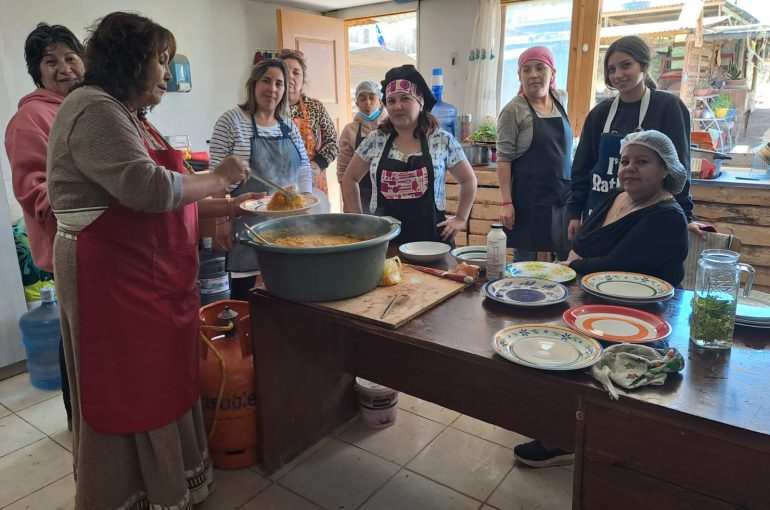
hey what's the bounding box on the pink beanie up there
[517,46,557,95]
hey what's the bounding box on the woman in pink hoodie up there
[4,23,84,430]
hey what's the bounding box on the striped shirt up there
[209,107,313,193]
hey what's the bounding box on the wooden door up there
[277,10,348,212]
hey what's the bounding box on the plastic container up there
[19,286,62,390]
[431,68,458,138]
[486,223,507,281]
[355,377,398,428]
[199,237,230,305]
[460,114,473,142]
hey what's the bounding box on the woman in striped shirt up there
[209,59,312,299]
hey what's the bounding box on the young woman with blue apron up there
[228,116,302,299]
[583,88,650,217]
[374,132,448,246]
[506,92,572,260]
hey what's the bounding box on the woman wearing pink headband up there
[342,65,476,245]
[496,45,572,264]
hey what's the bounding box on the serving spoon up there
[248,171,298,201]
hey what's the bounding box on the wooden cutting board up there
[309,266,470,329]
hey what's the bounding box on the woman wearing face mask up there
[5,23,85,432]
[209,59,313,300]
[277,48,339,198]
[337,80,388,212]
[567,36,707,240]
[47,12,249,507]
[496,46,572,262]
[342,65,477,245]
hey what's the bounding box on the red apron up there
[76,127,200,434]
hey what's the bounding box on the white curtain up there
[464,0,501,131]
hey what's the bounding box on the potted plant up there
[712,94,731,117]
[694,81,712,96]
[725,65,745,88]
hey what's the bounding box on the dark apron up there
[505,92,572,254]
[584,88,650,216]
[374,132,447,245]
[76,127,199,433]
[354,124,373,214]
[228,117,302,272]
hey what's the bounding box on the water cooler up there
[431,68,458,137]
[19,286,62,390]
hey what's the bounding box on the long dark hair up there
[81,12,176,108]
[604,36,657,91]
[238,59,289,119]
[24,23,84,88]
[379,110,439,138]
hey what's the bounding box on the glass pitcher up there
[690,249,755,349]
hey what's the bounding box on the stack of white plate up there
[581,272,674,305]
[735,290,770,328]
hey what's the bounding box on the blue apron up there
[506,92,572,253]
[584,88,650,216]
[227,117,302,272]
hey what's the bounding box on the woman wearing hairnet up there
[516,130,689,470]
[563,129,689,286]
[337,80,388,212]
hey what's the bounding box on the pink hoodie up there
[5,88,63,273]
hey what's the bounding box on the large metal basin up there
[239,214,400,302]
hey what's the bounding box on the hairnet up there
[356,80,381,98]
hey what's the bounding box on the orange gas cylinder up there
[199,300,257,469]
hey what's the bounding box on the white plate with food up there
[505,261,577,283]
[492,324,603,370]
[398,241,451,263]
[240,193,320,217]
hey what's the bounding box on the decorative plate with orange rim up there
[562,304,671,343]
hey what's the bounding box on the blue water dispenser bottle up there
[19,286,62,390]
[431,68,458,138]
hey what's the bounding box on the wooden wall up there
[691,184,770,293]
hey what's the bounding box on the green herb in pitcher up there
[690,294,735,348]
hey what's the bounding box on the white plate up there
[505,261,577,283]
[581,272,674,301]
[240,194,320,217]
[483,277,569,307]
[736,290,770,322]
[581,284,674,306]
[492,324,603,370]
[451,245,486,270]
[398,241,451,263]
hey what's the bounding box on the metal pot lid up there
[692,147,732,160]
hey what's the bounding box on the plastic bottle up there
[19,286,62,390]
[431,68,458,137]
[486,224,507,281]
[199,237,230,305]
[460,114,473,143]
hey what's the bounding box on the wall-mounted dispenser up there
[168,54,191,92]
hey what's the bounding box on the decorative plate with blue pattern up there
[492,324,603,370]
[505,261,576,283]
[483,277,570,307]
[581,272,674,303]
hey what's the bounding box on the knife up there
[405,264,474,284]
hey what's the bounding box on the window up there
[347,12,417,113]
[499,0,574,107]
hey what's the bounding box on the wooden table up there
[249,273,770,509]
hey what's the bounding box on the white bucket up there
[354,377,398,429]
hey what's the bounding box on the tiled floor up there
[0,373,573,509]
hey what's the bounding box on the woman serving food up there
[209,58,312,299]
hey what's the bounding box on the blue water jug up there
[19,286,62,390]
[431,68,458,138]
[199,237,230,305]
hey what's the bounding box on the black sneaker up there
[514,440,574,468]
